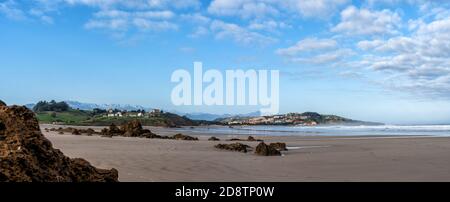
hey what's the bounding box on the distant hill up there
[185,111,261,121]
[26,100,148,111]
[35,110,199,127]
[216,112,383,126]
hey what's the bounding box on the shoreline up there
[41,124,450,182]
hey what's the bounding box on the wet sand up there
[42,124,450,182]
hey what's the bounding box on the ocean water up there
[173,125,450,137]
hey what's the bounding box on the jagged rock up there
[99,124,122,137]
[141,133,162,139]
[255,142,281,156]
[108,123,122,135]
[215,143,251,153]
[48,127,97,136]
[172,133,198,141]
[0,105,118,182]
[208,136,220,141]
[0,121,5,141]
[84,128,96,136]
[247,136,263,142]
[72,129,81,135]
[269,142,288,151]
[120,120,143,137]
[227,136,263,142]
[0,100,5,106]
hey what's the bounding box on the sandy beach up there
[41,124,450,182]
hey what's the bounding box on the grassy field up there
[36,110,198,126]
[36,110,92,124]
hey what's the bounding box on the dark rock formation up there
[0,105,119,182]
[0,100,6,106]
[172,133,198,141]
[141,133,163,139]
[85,128,96,136]
[120,120,143,137]
[269,142,288,151]
[247,136,263,142]
[49,127,98,136]
[72,129,81,135]
[208,136,220,141]
[108,123,122,135]
[227,136,263,142]
[255,142,281,156]
[215,143,251,153]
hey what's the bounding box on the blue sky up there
[1,0,450,124]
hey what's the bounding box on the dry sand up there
[41,124,450,182]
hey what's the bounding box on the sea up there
[171,125,450,137]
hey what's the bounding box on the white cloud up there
[290,48,354,64]
[276,38,353,65]
[276,38,337,56]
[0,0,27,20]
[62,0,200,9]
[132,18,177,31]
[353,14,450,98]
[180,13,211,25]
[248,20,290,32]
[332,6,401,36]
[85,9,177,32]
[189,26,209,38]
[281,0,349,18]
[210,20,277,46]
[85,18,128,30]
[208,0,349,19]
[208,0,279,19]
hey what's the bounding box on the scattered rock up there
[85,128,96,136]
[72,129,81,135]
[172,133,198,141]
[0,105,118,182]
[141,133,162,139]
[48,127,98,136]
[208,136,220,141]
[120,120,143,137]
[215,143,251,153]
[227,136,263,142]
[269,142,288,151]
[108,123,122,135]
[255,142,281,156]
[247,136,263,142]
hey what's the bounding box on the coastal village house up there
[104,108,162,118]
[149,109,161,117]
[107,109,122,117]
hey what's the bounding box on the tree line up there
[33,100,70,112]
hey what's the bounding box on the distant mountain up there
[185,111,261,121]
[25,101,148,111]
[65,101,148,111]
